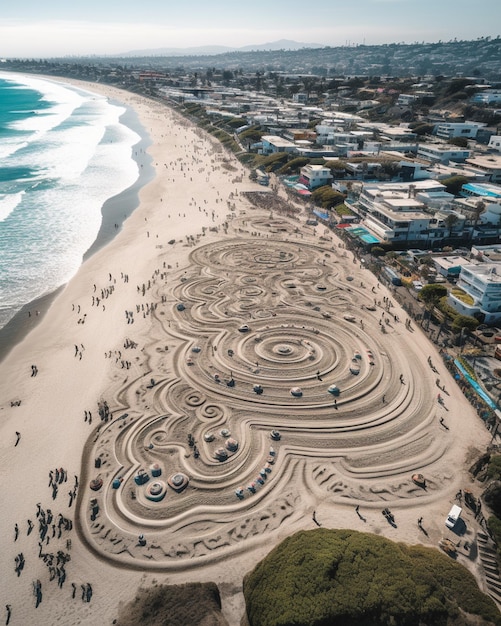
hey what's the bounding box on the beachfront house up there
[435,122,484,140]
[259,135,297,156]
[347,180,461,245]
[417,143,471,164]
[298,164,333,190]
[464,155,501,184]
[448,263,501,323]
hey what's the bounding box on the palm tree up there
[471,200,486,241]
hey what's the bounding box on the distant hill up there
[120,39,323,57]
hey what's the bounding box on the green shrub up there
[486,455,501,481]
[243,529,501,626]
[311,185,346,209]
[276,157,310,175]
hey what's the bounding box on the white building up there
[471,90,501,105]
[435,122,484,140]
[418,143,471,164]
[488,136,501,152]
[260,135,297,156]
[465,155,501,184]
[396,94,419,107]
[351,181,463,244]
[299,164,333,190]
[449,263,501,323]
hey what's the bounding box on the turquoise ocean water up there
[0,72,141,329]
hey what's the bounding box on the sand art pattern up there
[79,215,451,569]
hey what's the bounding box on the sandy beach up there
[0,79,495,625]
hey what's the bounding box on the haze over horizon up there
[1,0,500,58]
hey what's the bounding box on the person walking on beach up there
[5,605,12,625]
[14,524,18,541]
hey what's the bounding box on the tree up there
[441,175,470,195]
[419,284,448,305]
[451,314,479,333]
[444,213,460,238]
[449,136,469,148]
[419,284,448,330]
[370,246,386,257]
[474,200,486,227]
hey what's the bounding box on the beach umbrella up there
[290,387,303,397]
[328,384,340,396]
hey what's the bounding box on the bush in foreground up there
[243,529,500,626]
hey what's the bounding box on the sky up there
[1,0,500,57]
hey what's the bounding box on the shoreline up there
[0,82,154,362]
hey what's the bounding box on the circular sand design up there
[78,216,455,570]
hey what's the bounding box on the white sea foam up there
[0,74,142,330]
[0,191,24,222]
[0,138,28,159]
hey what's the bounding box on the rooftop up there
[461,263,501,283]
[462,182,501,198]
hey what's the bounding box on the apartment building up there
[350,181,463,244]
[418,143,471,164]
[435,122,484,140]
[449,263,501,323]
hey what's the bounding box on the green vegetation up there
[485,455,501,482]
[457,356,478,381]
[334,203,355,217]
[449,137,469,148]
[324,160,347,175]
[440,175,470,195]
[311,185,346,209]
[451,287,475,306]
[243,529,501,626]
[487,515,501,559]
[409,122,434,136]
[276,157,310,176]
[252,152,290,172]
[418,284,448,305]
[451,314,480,333]
[239,126,264,143]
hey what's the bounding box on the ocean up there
[0,72,143,331]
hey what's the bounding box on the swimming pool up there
[360,232,380,244]
[347,226,380,244]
